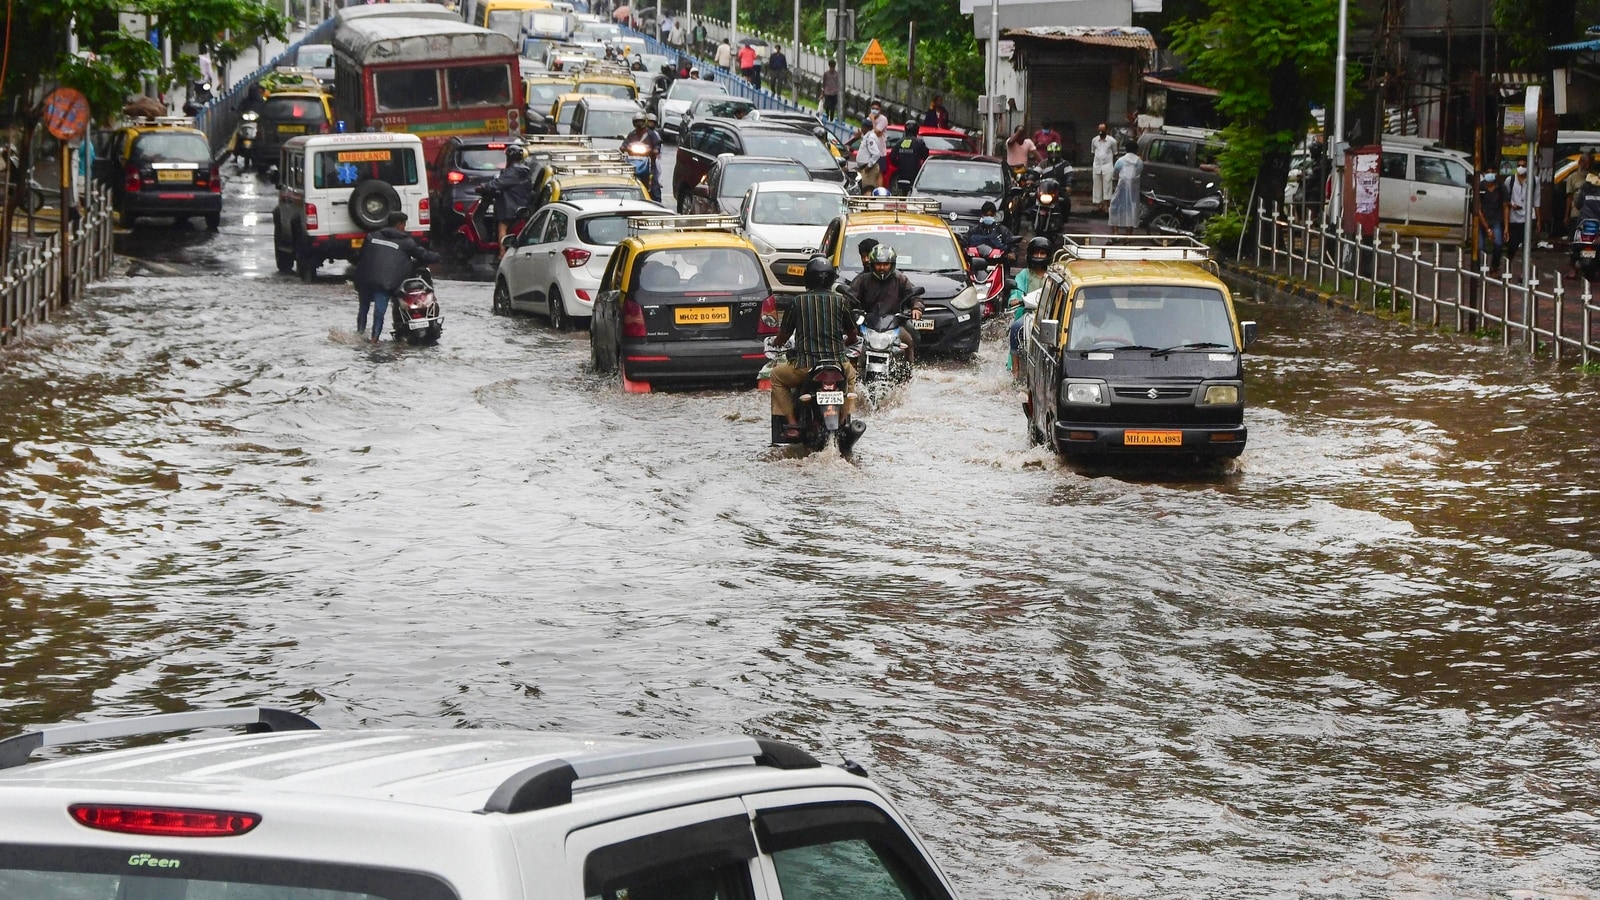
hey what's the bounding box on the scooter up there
[1573,219,1600,281]
[764,336,865,455]
[389,267,443,345]
[965,235,1017,319]
[456,185,528,261]
[856,312,912,410]
[230,111,260,172]
[182,80,215,116]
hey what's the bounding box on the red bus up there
[332,16,524,160]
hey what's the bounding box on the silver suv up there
[0,707,959,900]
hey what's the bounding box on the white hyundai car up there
[493,198,669,328]
[656,79,728,140]
[737,180,849,293]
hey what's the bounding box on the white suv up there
[494,198,668,328]
[0,707,960,900]
[273,132,432,282]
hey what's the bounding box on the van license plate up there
[675,306,729,324]
[1124,430,1183,446]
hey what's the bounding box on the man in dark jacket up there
[488,144,534,253]
[963,200,1016,256]
[842,244,924,363]
[889,121,930,194]
[352,211,441,342]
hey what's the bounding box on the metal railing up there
[1253,201,1600,364]
[0,185,115,347]
[194,20,337,159]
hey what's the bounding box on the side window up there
[754,802,952,900]
[1381,152,1408,180]
[572,105,588,133]
[1417,156,1469,188]
[601,246,628,290]
[545,210,569,243]
[709,128,738,156]
[1038,279,1066,343]
[1149,139,1190,166]
[1196,143,1221,171]
[523,209,551,245]
[584,816,758,900]
[684,124,707,152]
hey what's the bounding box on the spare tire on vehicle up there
[349,179,402,231]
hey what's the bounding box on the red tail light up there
[70,804,261,838]
[758,294,780,334]
[447,171,466,184]
[124,163,142,193]
[418,198,430,226]
[622,299,646,338]
[562,247,591,268]
[305,202,319,230]
[209,165,222,193]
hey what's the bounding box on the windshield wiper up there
[1077,344,1159,355]
[1151,342,1232,357]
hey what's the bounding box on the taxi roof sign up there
[1055,233,1211,262]
[627,214,742,235]
[844,195,942,215]
[860,39,889,67]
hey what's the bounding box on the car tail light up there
[454,201,465,212]
[305,202,319,230]
[418,198,430,226]
[69,804,261,838]
[622,299,646,338]
[209,165,222,193]
[758,294,780,334]
[447,171,466,184]
[562,247,591,268]
[124,163,141,193]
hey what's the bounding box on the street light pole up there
[1329,0,1348,225]
[731,0,739,64]
[792,0,800,104]
[986,0,997,155]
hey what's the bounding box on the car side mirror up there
[1241,320,1258,349]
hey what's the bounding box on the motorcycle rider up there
[769,256,862,444]
[1569,171,1600,278]
[623,113,663,201]
[351,211,442,343]
[1006,236,1052,373]
[486,143,534,254]
[963,200,1016,258]
[842,244,924,364]
[889,121,929,194]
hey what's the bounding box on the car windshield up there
[312,146,421,188]
[840,228,962,276]
[581,109,637,138]
[636,247,764,294]
[720,162,809,199]
[922,134,970,153]
[916,161,1003,193]
[130,133,210,164]
[297,46,333,68]
[577,81,636,99]
[456,147,508,172]
[752,190,847,226]
[742,134,835,170]
[579,23,620,39]
[263,98,327,122]
[668,80,722,101]
[1066,286,1237,352]
[580,211,644,243]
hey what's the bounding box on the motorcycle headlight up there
[626,141,651,155]
[1200,384,1240,405]
[948,286,979,311]
[866,331,897,350]
[1039,192,1056,204]
[1063,380,1108,405]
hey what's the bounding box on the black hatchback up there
[427,135,518,240]
[909,155,1008,238]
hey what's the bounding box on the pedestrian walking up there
[820,61,839,119]
[1475,170,1508,273]
[715,38,732,70]
[692,22,708,53]
[1089,123,1117,215]
[1505,165,1539,267]
[1108,141,1142,235]
[856,117,887,191]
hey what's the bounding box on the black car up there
[909,155,1008,238]
[90,122,223,230]
[674,120,842,210]
[682,156,810,216]
[427,135,518,240]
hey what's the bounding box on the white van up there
[272,132,432,282]
[1377,135,1473,242]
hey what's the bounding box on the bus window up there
[447,65,513,107]
[375,69,440,111]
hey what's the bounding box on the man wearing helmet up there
[842,244,924,363]
[486,143,534,253]
[1006,236,1052,373]
[769,256,861,443]
[623,114,663,201]
[963,200,1016,258]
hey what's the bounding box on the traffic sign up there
[860,39,889,67]
[42,88,90,141]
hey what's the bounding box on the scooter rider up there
[487,143,534,254]
[963,200,1016,257]
[1006,236,1052,373]
[770,256,862,444]
[623,113,659,200]
[642,113,665,201]
[842,244,924,363]
[351,211,442,343]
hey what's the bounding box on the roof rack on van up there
[552,163,638,179]
[482,736,820,814]
[627,214,741,235]
[1055,233,1211,262]
[844,196,942,216]
[124,116,195,128]
[521,134,594,146]
[0,707,320,770]
[1157,125,1220,140]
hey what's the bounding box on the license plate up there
[1124,430,1183,447]
[1583,249,1596,259]
[407,318,432,330]
[785,264,807,276]
[910,318,934,330]
[277,124,307,134]
[674,306,729,325]
[156,170,192,182]
[814,390,845,406]
[351,238,364,248]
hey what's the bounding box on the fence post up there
[1584,278,1593,366]
[1254,200,1263,269]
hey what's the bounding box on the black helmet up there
[803,255,837,291]
[506,144,525,163]
[1027,236,1051,267]
[868,244,897,280]
[904,120,919,135]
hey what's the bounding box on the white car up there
[737,180,849,293]
[656,78,728,140]
[494,198,668,328]
[0,706,964,900]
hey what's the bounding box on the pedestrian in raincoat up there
[1108,141,1143,235]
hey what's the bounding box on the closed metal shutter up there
[1026,65,1111,165]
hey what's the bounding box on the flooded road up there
[2,175,1599,897]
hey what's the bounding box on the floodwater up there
[2,176,1599,898]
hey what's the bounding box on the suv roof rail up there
[1157,125,1220,141]
[521,134,595,146]
[482,736,820,814]
[124,115,196,128]
[1055,233,1211,262]
[627,213,742,234]
[844,196,942,215]
[0,707,319,770]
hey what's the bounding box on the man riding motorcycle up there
[1006,236,1052,373]
[1571,171,1600,278]
[486,143,534,254]
[963,200,1016,258]
[769,256,862,444]
[842,244,925,364]
[352,211,442,343]
[624,113,664,202]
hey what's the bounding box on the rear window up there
[635,247,764,294]
[741,134,836,171]
[564,185,644,203]
[920,135,969,153]
[579,212,643,244]
[447,64,513,107]
[576,81,636,100]
[527,82,569,108]
[456,147,508,172]
[313,146,421,188]
[297,46,333,68]
[0,845,457,899]
[580,108,636,138]
[263,97,328,122]
[719,162,809,199]
[375,69,440,111]
[130,133,210,164]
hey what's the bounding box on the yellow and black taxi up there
[90,116,222,229]
[817,195,985,358]
[254,81,335,172]
[589,214,775,392]
[531,170,647,212]
[1019,234,1257,460]
[572,66,641,102]
[523,74,575,134]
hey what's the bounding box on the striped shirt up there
[782,289,857,369]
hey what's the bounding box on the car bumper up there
[305,229,429,261]
[913,308,982,355]
[763,254,812,292]
[621,338,767,384]
[1052,423,1248,458]
[123,192,222,217]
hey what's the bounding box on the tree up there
[1168,0,1339,239]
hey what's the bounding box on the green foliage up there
[1574,359,1600,374]
[1493,0,1583,71]
[1201,209,1244,256]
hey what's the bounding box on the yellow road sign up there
[860,39,889,67]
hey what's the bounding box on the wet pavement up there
[2,171,1600,897]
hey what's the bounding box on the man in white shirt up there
[715,39,732,70]
[857,118,887,190]
[1089,123,1118,216]
[1506,164,1539,264]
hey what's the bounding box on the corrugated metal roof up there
[1552,37,1600,51]
[1142,76,1219,97]
[1001,26,1157,51]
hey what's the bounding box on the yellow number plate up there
[674,306,729,325]
[785,264,807,276]
[277,124,307,134]
[156,170,191,182]
[1124,430,1184,447]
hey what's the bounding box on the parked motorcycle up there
[764,336,865,455]
[182,80,215,116]
[855,312,913,410]
[456,184,528,261]
[230,111,260,172]
[389,267,443,345]
[1573,218,1600,281]
[1142,183,1224,235]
